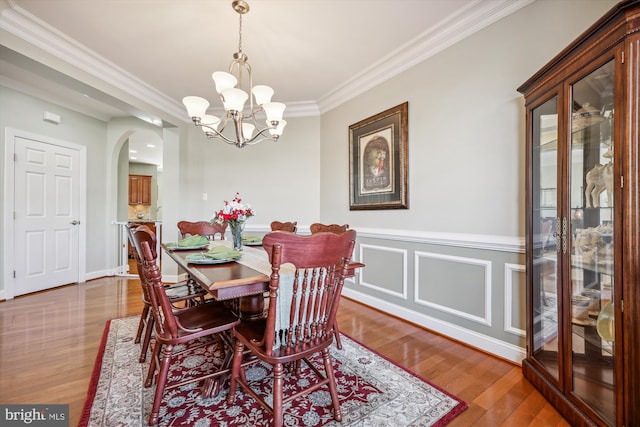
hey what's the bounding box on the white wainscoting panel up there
[359,243,408,300]
[504,262,526,336]
[414,251,492,326]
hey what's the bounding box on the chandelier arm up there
[243,135,279,146]
[243,126,278,144]
[216,113,232,134]
[198,124,240,145]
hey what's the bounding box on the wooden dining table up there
[162,242,270,319]
[162,240,365,319]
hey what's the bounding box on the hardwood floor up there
[0,277,569,426]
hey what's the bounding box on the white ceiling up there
[0,0,533,166]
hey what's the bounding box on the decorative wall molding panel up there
[504,263,526,337]
[359,244,408,299]
[414,251,492,326]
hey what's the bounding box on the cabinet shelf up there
[570,256,614,276]
[571,319,614,357]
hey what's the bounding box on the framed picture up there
[349,102,408,210]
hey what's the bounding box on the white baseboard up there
[86,269,114,281]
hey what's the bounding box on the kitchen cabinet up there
[128,174,152,205]
[517,1,639,425]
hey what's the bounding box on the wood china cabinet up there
[517,1,639,426]
[128,174,152,205]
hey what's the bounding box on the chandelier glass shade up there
[182,0,286,148]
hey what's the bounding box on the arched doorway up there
[115,129,163,275]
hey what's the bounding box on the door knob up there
[70,220,80,225]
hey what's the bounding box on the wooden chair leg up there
[322,348,342,422]
[333,323,342,350]
[145,342,161,388]
[273,362,284,427]
[149,344,172,426]
[226,340,245,404]
[135,304,149,344]
[139,316,154,362]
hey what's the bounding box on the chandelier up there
[182,0,286,148]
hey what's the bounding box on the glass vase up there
[229,222,243,251]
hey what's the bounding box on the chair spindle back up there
[261,230,356,355]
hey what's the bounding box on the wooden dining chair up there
[177,220,227,240]
[126,224,208,362]
[309,223,351,349]
[132,227,241,426]
[309,223,349,234]
[270,220,297,233]
[226,230,356,427]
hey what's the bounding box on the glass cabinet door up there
[530,96,560,380]
[569,59,615,424]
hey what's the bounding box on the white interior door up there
[13,136,81,296]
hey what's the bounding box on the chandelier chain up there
[238,12,243,54]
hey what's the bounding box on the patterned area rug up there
[80,317,467,426]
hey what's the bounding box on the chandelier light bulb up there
[242,123,255,139]
[262,102,286,123]
[182,96,209,119]
[252,85,274,105]
[268,119,287,136]
[201,114,220,130]
[212,71,238,94]
[221,88,248,112]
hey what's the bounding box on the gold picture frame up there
[349,102,408,210]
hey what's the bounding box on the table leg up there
[239,294,264,320]
[200,332,234,398]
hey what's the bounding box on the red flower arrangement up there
[212,192,254,226]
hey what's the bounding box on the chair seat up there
[234,318,333,363]
[232,318,266,345]
[154,301,240,344]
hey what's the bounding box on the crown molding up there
[317,0,534,114]
[207,100,320,119]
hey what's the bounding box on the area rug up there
[80,317,467,426]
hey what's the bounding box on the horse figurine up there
[585,163,613,208]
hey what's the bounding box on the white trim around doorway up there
[2,128,87,300]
